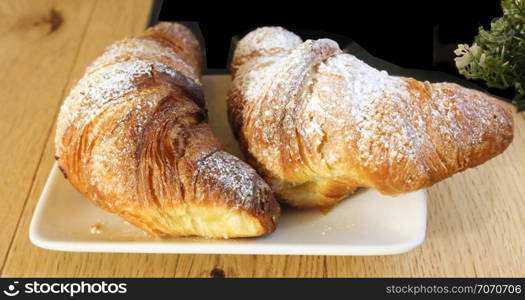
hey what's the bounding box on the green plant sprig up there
[454,0,525,111]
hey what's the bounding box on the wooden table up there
[1,0,524,278]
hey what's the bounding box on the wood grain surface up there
[0,0,524,278]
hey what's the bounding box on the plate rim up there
[29,162,427,256]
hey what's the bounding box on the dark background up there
[156,0,502,76]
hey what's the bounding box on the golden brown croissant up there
[228,27,514,208]
[55,23,280,238]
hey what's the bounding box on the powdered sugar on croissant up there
[55,23,279,238]
[228,27,514,208]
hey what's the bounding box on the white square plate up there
[30,75,427,255]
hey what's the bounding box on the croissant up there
[55,23,280,238]
[228,27,514,208]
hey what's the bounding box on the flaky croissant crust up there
[55,23,279,238]
[228,27,514,208]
